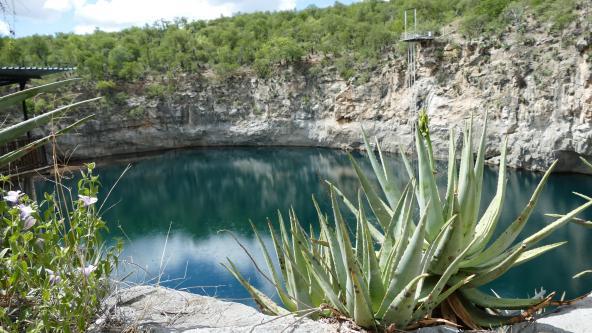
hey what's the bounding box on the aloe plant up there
[0,78,98,168]
[225,114,592,330]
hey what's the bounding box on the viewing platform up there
[0,66,75,86]
[401,31,435,42]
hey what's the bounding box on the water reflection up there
[116,232,278,302]
[36,147,592,306]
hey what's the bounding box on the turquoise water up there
[37,147,592,305]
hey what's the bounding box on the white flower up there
[79,264,96,277]
[23,216,36,230]
[78,195,98,207]
[17,204,35,219]
[17,204,36,229]
[4,190,22,203]
[45,268,61,284]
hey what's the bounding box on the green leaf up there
[0,97,100,145]
[0,114,95,168]
[348,154,392,230]
[513,241,566,267]
[463,160,559,267]
[378,200,426,317]
[361,128,400,208]
[0,78,80,110]
[466,137,508,257]
[460,288,546,310]
[415,127,443,242]
[251,221,296,311]
[222,259,289,316]
[381,273,428,327]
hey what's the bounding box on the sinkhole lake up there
[37,147,592,306]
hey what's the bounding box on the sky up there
[0,0,359,37]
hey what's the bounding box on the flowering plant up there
[0,163,121,332]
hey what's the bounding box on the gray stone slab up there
[90,286,592,333]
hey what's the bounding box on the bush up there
[0,164,121,332]
[145,83,167,99]
[95,80,117,95]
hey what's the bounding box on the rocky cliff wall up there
[57,12,592,173]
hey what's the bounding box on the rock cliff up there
[58,8,592,173]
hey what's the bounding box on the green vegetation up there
[0,81,120,331]
[226,112,592,329]
[0,0,580,82]
[0,165,120,332]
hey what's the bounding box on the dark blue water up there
[36,147,592,305]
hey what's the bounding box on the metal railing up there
[401,31,434,41]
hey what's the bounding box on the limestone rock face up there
[59,6,592,173]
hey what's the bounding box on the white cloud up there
[70,0,296,33]
[0,21,10,36]
[44,0,74,12]
[279,0,297,10]
[8,0,298,35]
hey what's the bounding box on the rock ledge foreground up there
[89,286,592,333]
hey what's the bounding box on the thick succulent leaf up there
[521,199,592,247]
[465,244,526,287]
[378,203,426,317]
[457,120,478,241]
[456,294,527,328]
[580,156,592,170]
[547,214,592,228]
[413,237,478,321]
[359,200,384,312]
[223,259,290,316]
[348,154,392,229]
[330,186,373,327]
[330,186,356,314]
[356,191,365,268]
[462,160,558,267]
[377,138,400,198]
[325,183,385,243]
[0,97,100,145]
[361,128,400,208]
[466,137,508,257]
[313,196,347,292]
[472,114,488,225]
[300,240,348,314]
[351,268,375,328]
[431,192,463,273]
[0,78,80,110]
[415,128,444,242]
[382,184,416,285]
[251,222,296,311]
[443,128,457,220]
[381,273,429,327]
[289,215,322,306]
[398,144,417,185]
[378,183,410,268]
[426,214,457,274]
[573,270,592,279]
[281,239,314,309]
[0,114,94,168]
[513,241,566,267]
[433,274,475,307]
[460,288,546,310]
[268,218,290,292]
